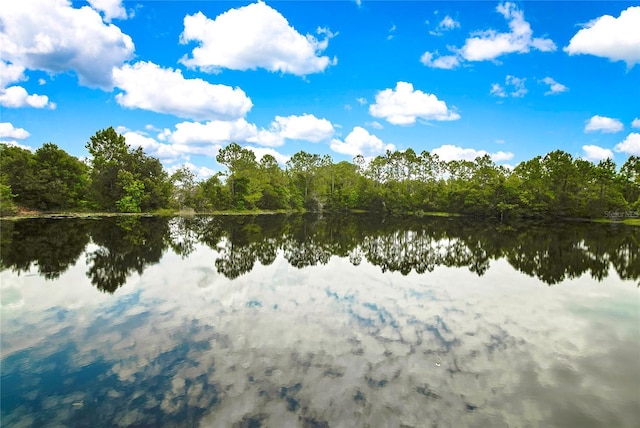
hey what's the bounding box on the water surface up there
[1,215,639,427]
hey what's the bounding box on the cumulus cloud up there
[584,115,624,133]
[614,133,640,156]
[0,140,33,151]
[124,129,222,162]
[112,62,253,121]
[420,51,460,69]
[439,15,460,31]
[632,118,640,129]
[153,114,334,152]
[540,77,568,95]
[369,82,460,125]
[0,0,134,89]
[167,162,217,181]
[432,144,514,162]
[0,122,30,140]
[564,6,640,68]
[423,2,555,69]
[245,146,291,165]
[161,119,258,146]
[330,126,395,157]
[87,0,128,22]
[430,15,460,35]
[179,1,336,76]
[0,86,56,109]
[490,75,527,98]
[582,145,614,162]
[270,114,334,143]
[461,2,556,61]
[0,61,26,88]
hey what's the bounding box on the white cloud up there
[490,75,527,98]
[87,0,128,22]
[123,129,221,162]
[270,114,334,143]
[540,77,568,95]
[167,162,217,181]
[0,0,134,89]
[491,151,515,162]
[330,126,395,157]
[507,76,527,97]
[245,146,290,165]
[422,3,554,69]
[439,16,460,31]
[632,118,640,129]
[164,119,259,146]
[614,133,640,156]
[247,129,285,148]
[432,144,514,162]
[155,114,335,154]
[430,15,460,35]
[356,97,367,105]
[0,86,56,109]
[179,1,336,76]
[0,61,26,88]
[582,145,614,162]
[112,61,253,121]
[584,115,624,133]
[420,51,460,69]
[490,83,507,98]
[0,140,33,151]
[564,6,640,68]
[387,24,396,40]
[367,121,384,130]
[369,81,460,125]
[460,2,555,61]
[0,122,30,140]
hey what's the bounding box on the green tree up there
[216,143,261,209]
[286,151,324,210]
[115,170,144,213]
[86,127,171,211]
[0,143,38,208]
[33,143,89,210]
[619,156,640,210]
[86,127,129,210]
[0,183,17,215]
[171,165,198,209]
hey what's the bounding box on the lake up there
[1,214,639,427]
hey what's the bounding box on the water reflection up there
[1,215,639,427]
[1,214,639,289]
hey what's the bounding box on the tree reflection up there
[1,214,638,289]
[0,218,91,279]
[85,217,169,293]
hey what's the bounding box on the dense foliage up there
[1,127,639,218]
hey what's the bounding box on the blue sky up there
[1,0,639,178]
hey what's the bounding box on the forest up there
[1,126,639,220]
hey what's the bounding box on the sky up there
[1,0,639,179]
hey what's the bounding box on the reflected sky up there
[1,217,639,427]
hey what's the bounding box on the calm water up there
[1,215,639,427]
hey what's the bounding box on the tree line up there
[1,126,639,219]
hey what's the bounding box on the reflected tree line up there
[1,215,638,292]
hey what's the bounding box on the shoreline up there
[2,210,639,226]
